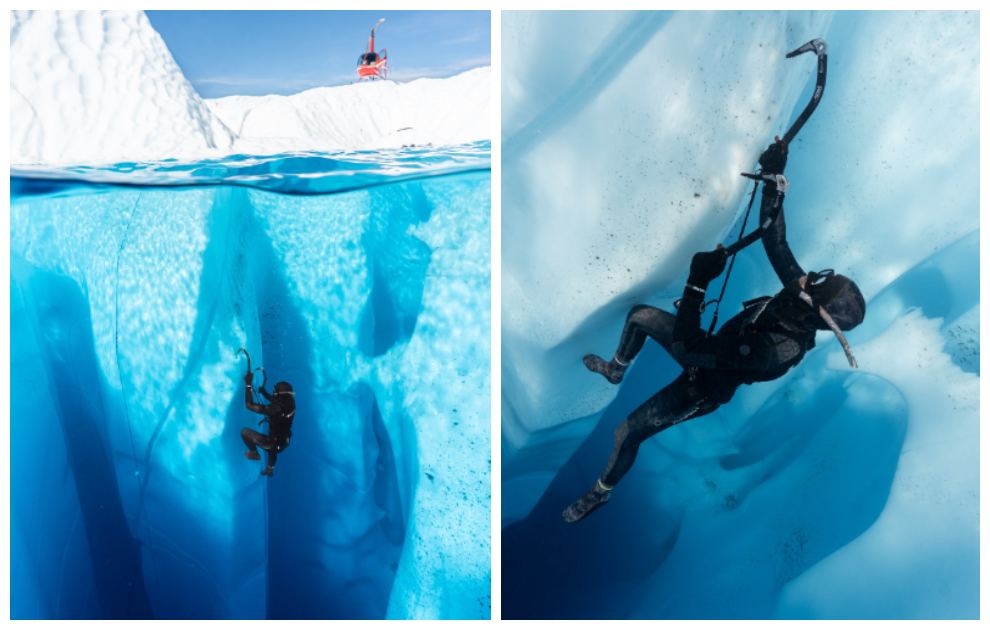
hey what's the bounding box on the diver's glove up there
[758,136,789,174]
[687,245,728,288]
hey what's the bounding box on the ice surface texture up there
[501,11,978,619]
[11,166,491,619]
[10,10,490,166]
[207,68,491,156]
[10,11,235,165]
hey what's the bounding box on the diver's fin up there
[562,480,612,523]
[582,354,626,385]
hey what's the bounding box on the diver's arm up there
[671,275,735,370]
[670,248,790,371]
[726,138,806,287]
[759,185,805,288]
[259,385,274,402]
[669,248,723,368]
[756,137,804,286]
[245,377,276,415]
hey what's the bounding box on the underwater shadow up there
[11,258,152,619]
[238,196,406,619]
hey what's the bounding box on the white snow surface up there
[10,11,235,165]
[10,10,490,166]
[207,68,491,154]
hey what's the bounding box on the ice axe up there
[703,38,830,337]
[780,38,827,145]
[236,348,268,389]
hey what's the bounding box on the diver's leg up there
[584,305,678,384]
[563,372,716,523]
[617,304,679,358]
[261,448,277,477]
[599,373,707,487]
[241,428,264,461]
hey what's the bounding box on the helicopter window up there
[360,52,378,65]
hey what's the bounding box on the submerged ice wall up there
[10,172,491,619]
[502,8,834,521]
[502,11,978,619]
[10,10,490,166]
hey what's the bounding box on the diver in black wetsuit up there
[241,371,295,477]
[563,139,866,523]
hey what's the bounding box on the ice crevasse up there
[501,11,979,619]
[11,174,491,619]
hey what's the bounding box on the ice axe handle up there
[237,348,252,375]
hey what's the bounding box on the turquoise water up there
[12,140,490,195]
[10,142,491,619]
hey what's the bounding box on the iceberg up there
[501,10,978,619]
[10,10,235,165]
[10,9,490,621]
[10,10,490,166]
[207,67,491,154]
[11,162,491,620]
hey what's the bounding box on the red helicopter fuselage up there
[357,19,388,80]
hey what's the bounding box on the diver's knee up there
[627,304,652,322]
[613,419,632,443]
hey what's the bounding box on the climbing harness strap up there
[705,179,759,336]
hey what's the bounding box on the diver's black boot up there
[245,450,261,461]
[562,479,612,523]
[583,354,627,384]
[261,466,274,477]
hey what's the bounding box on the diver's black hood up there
[770,273,865,335]
[808,273,865,332]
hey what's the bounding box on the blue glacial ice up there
[501,11,978,619]
[10,148,491,619]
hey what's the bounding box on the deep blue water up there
[10,142,491,620]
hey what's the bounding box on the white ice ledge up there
[10,10,490,166]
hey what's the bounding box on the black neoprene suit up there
[241,384,295,470]
[599,181,816,488]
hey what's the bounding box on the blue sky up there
[146,11,490,98]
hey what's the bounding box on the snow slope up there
[9,10,490,166]
[207,68,491,153]
[501,10,979,619]
[10,11,235,165]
